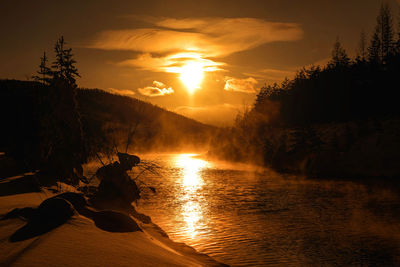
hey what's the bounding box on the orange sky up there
[1,0,399,125]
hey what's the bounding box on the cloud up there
[138,80,174,97]
[89,17,303,57]
[88,17,303,77]
[152,80,165,87]
[119,52,224,73]
[224,76,258,93]
[106,88,135,96]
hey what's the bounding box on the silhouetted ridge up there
[0,80,215,174]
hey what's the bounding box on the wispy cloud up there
[119,52,224,73]
[224,76,258,93]
[90,17,303,57]
[88,17,303,76]
[106,88,135,96]
[138,80,174,97]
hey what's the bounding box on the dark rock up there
[9,197,76,242]
[51,192,87,212]
[117,153,140,171]
[96,162,140,203]
[2,207,36,220]
[36,197,76,225]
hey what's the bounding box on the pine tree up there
[380,4,394,62]
[356,30,367,62]
[328,37,350,68]
[37,36,86,185]
[32,51,52,84]
[52,36,65,79]
[52,36,80,86]
[369,3,395,63]
[396,7,400,54]
[368,31,381,63]
[63,46,80,86]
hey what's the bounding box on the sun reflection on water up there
[175,154,209,189]
[174,154,210,239]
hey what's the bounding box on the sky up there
[1,0,399,126]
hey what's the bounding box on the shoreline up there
[0,184,227,267]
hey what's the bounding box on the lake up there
[135,154,400,266]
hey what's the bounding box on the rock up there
[51,192,87,212]
[2,207,36,220]
[96,162,141,203]
[9,197,76,242]
[36,197,76,226]
[117,153,140,171]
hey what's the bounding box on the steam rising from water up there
[137,154,400,266]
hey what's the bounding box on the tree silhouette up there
[396,7,400,54]
[369,3,395,64]
[379,4,395,62]
[32,52,52,85]
[356,30,367,62]
[368,31,381,63]
[328,37,350,68]
[52,36,80,86]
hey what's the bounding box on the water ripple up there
[137,154,400,266]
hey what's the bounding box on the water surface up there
[136,154,400,266]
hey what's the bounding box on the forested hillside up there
[0,79,215,173]
[209,4,400,179]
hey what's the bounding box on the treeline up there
[209,4,400,178]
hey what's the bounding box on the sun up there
[179,62,204,94]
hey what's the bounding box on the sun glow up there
[179,62,204,94]
[159,51,223,94]
[175,154,208,188]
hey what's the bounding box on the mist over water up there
[137,154,400,266]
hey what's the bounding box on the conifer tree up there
[36,36,86,185]
[369,3,395,63]
[396,7,400,54]
[368,31,381,63]
[52,36,80,86]
[32,51,52,84]
[328,37,350,68]
[356,30,367,62]
[380,4,394,61]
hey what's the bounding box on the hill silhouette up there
[0,79,215,175]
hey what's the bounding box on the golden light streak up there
[174,154,210,238]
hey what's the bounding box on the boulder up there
[117,153,140,171]
[36,197,76,226]
[96,162,140,203]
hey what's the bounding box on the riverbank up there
[208,118,400,181]
[0,177,226,266]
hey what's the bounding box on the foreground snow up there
[0,190,225,266]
